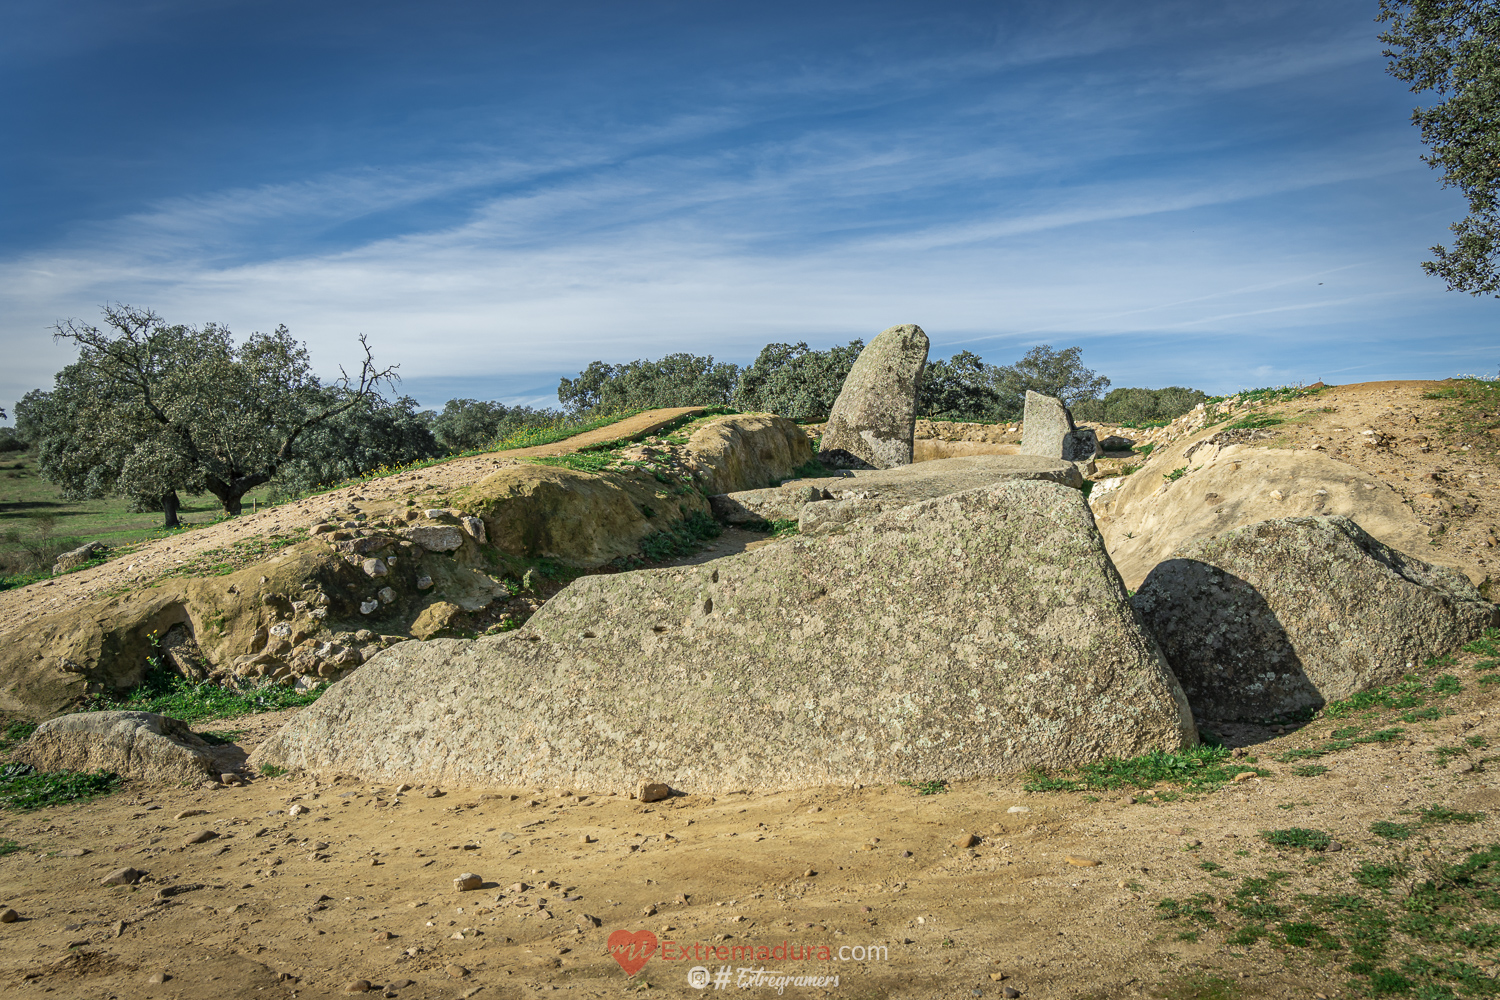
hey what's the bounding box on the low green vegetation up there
[87,659,321,723]
[899,780,948,796]
[1261,827,1332,851]
[1223,414,1285,431]
[1023,743,1260,795]
[1163,466,1188,482]
[0,763,120,811]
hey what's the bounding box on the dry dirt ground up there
[3,384,1500,999]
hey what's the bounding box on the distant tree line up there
[5,305,1209,527]
[557,341,1132,423]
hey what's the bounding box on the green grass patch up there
[0,764,120,810]
[1157,892,1218,926]
[898,780,948,796]
[1262,828,1332,851]
[492,409,646,451]
[525,452,620,475]
[257,763,287,778]
[1290,763,1330,777]
[1463,629,1500,658]
[87,666,322,723]
[1223,414,1285,431]
[0,838,20,857]
[1023,743,1258,794]
[1163,465,1188,482]
[0,720,37,755]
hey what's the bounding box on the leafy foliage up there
[33,305,400,519]
[1379,1,1500,295]
[427,399,562,453]
[1071,385,1209,424]
[559,353,741,413]
[88,663,322,723]
[733,341,864,421]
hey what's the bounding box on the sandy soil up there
[5,670,1500,1000]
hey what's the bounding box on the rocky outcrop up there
[53,541,109,575]
[461,464,713,569]
[709,455,1083,529]
[1093,434,1455,590]
[251,480,1196,792]
[1134,515,1498,721]
[14,711,221,785]
[680,414,813,496]
[818,325,929,469]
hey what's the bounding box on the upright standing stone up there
[1020,391,1098,462]
[818,324,929,469]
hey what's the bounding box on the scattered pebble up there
[145,972,170,984]
[1005,806,1030,814]
[446,964,470,979]
[0,908,19,923]
[288,804,309,816]
[638,781,671,803]
[183,829,219,846]
[579,834,596,844]
[174,809,207,820]
[454,873,483,892]
[102,867,144,886]
[345,980,372,993]
[1065,856,1101,868]
[953,833,980,849]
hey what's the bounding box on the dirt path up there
[0,408,707,634]
[4,666,1499,999]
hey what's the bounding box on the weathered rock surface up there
[709,455,1083,529]
[53,541,109,574]
[461,464,713,569]
[1018,391,1097,463]
[251,480,1196,792]
[818,325,929,469]
[680,414,814,496]
[1093,434,1456,590]
[14,711,220,785]
[411,600,464,640]
[1134,515,1497,721]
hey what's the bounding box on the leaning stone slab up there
[251,480,1195,793]
[15,711,219,786]
[1019,391,1098,462]
[53,541,108,574]
[1134,515,1498,721]
[709,455,1083,528]
[818,324,929,469]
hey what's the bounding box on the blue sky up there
[1,0,1493,416]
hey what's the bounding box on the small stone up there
[1232,771,1256,782]
[900,850,913,858]
[1165,827,1184,836]
[1327,841,1343,852]
[445,964,470,979]
[372,930,394,941]
[807,806,821,813]
[804,869,817,877]
[221,773,245,786]
[288,804,308,816]
[1006,806,1031,814]
[56,848,89,857]
[183,829,219,846]
[580,835,596,844]
[0,908,19,923]
[345,980,372,993]
[378,587,397,604]
[360,600,379,615]
[638,781,671,803]
[642,904,657,916]
[1003,988,1021,999]
[425,788,445,799]
[416,575,434,590]
[146,971,170,984]
[174,809,208,820]
[102,867,144,886]
[1065,856,1101,867]
[389,982,414,990]
[954,833,980,849]
[454,873,483,892]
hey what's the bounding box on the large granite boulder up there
[15,711,220,785]
[817,324,929,469]
[251,480,1196,793]
[1134,515,1498,721]
[709,455,1084,530]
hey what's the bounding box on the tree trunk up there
[161,490,181,529]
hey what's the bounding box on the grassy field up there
[0,452,280,587]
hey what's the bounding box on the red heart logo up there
[607,929,658,977]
